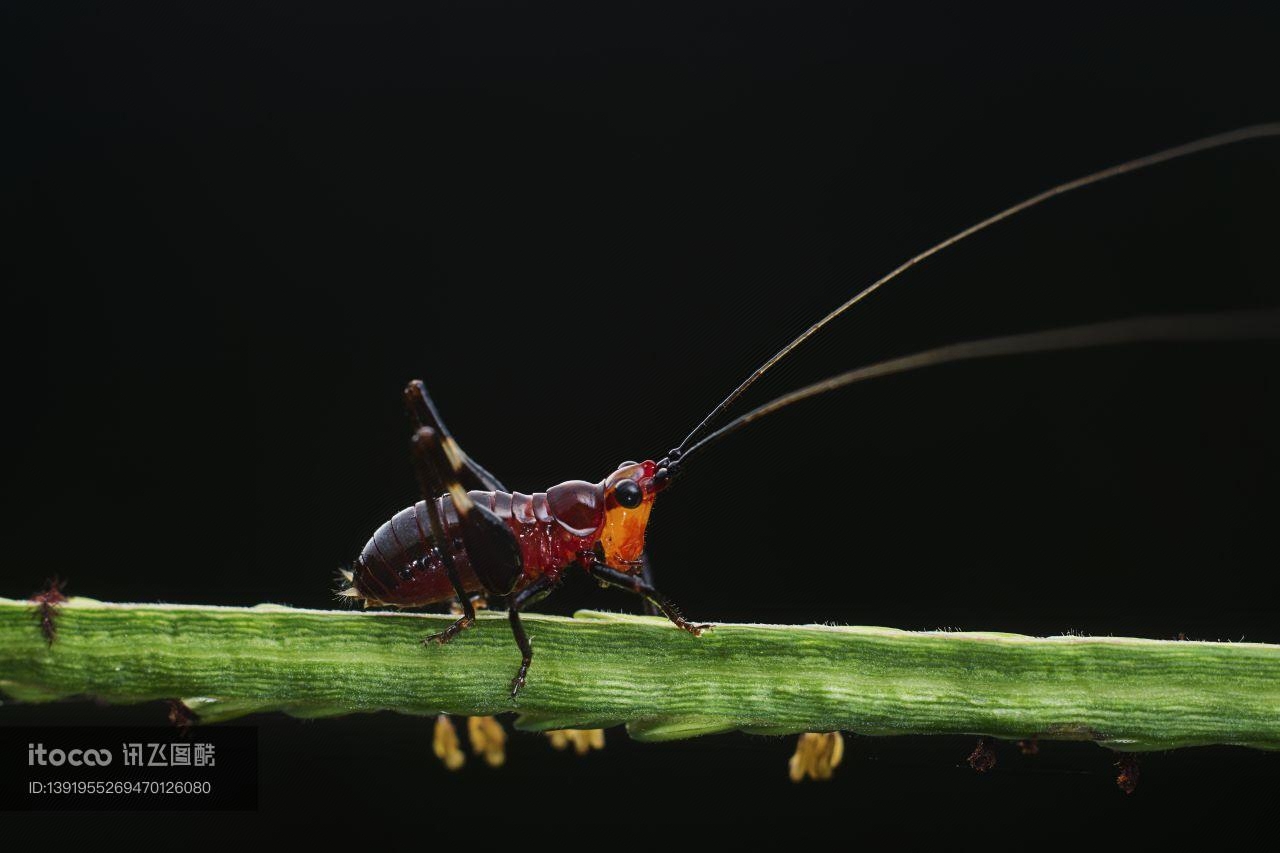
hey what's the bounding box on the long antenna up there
[669,123,1280,460]
[675,309,1280,465]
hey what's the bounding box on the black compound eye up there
[614,479,643,509]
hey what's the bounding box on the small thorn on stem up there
[166,699,199,734]
[30,577,68,646]
[968,737,997,773]
[1115,753,1140,794]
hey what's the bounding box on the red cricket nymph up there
[351,460,665,610]
[341,380,704,697]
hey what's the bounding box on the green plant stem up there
[1,596,1277,750]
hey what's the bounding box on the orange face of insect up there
[597,460,661,569]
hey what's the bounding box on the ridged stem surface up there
[1,597,1276,750]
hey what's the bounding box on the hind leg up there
[406,426,479,644]
[404,380,508,492]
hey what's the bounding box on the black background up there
[4,0,1278,839]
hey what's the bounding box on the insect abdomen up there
[350,490,580,607]
[351,499,481,607]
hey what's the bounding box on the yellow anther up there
[467,715,507,768]
[432,715,465,771]
[545,729,606,755]
[788,732,844,782]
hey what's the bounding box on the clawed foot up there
[423,617,474,646]
[677,620,713,638]
[509,667,529,700]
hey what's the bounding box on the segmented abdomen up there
[351,490,581,607]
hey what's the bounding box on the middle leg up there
[506,574,557,698]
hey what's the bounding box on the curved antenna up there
[669,123,1280,459]
[674,308,1280,466]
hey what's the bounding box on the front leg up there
[586,562,711,637]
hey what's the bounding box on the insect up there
[340,124,1279,698]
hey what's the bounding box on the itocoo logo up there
[28,743,113,766]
